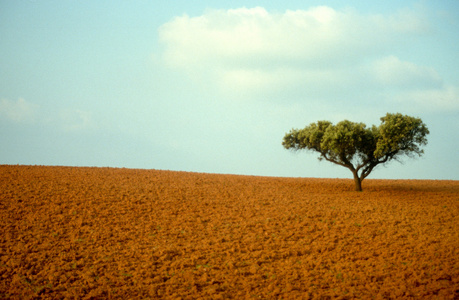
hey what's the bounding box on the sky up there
[1,0,458,180]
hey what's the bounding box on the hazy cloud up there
[371,56,442,89]
[392,85,459,112]
[59,109,95,131]
[0,97,97,131]
[0,98,38,122]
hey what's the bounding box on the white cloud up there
[159,6,429,70]
[157,6,459,113]
[159,6,438,98]
[0,98,38,122]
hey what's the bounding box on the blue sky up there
[1,0,458,180]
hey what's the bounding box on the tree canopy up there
[282,113,429,191]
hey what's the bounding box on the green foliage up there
[282,113,429,191]
[375,113,429,159]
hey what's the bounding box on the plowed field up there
[1,165,458,299]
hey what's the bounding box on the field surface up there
[1,165,458,299]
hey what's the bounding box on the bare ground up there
[1,165,458,299]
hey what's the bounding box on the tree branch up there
[359,150,399,180]
[320,151,354,171]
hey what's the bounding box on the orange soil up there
[1,165,458,299]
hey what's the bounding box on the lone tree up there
[282,113,429,191]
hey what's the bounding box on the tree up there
[282,113,429,191]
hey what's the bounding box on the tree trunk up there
[353,172,362,191]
